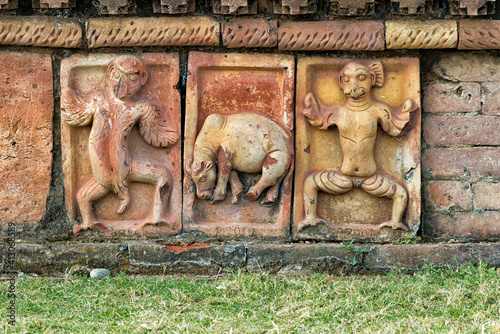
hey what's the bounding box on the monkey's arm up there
[378,99,417,136]
[61,88,98,126]
[139,104,179,148]
[303,93,339,130]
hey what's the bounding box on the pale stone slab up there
[386,21,457,49]
[0,52,53,225]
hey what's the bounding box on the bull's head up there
[186,156,216,200]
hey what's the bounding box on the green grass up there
[1,265,500,333]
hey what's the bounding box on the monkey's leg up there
[75,178,109,231]
[245,150,288,202]
[299,170,353,232]
[228,171,243,204]
[361,173,408,230]
[129,160,172,226]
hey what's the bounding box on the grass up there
[1,265,500,333]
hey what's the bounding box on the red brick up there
[222,19,277,48]
[423,83,480,113]
[482,82,500,116]
[423,115,500,146]
[423,148,500,177]
[459,20,500,50]
[473,181,500,210]
[429,54,500,83]
[424,212,500,240]
[425,181,472,211]
[0,52,53,225]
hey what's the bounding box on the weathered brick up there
[482,82,500,115]
[274,0,316,14]
[459,20,500,50]
[390,0,425,15]
[96,0,135,14]
[450,0,495,16]
[423,115,500,146]
[424,212,500,240]
[423,83,480,113]
[222,18,277,48]
[153,0,195,13]
[386,21,457,49]
[329,0,375,15]
[213,0,256,14]
[423,148,500,177]
[473,181,500,210]
[424,181,472,211]
[430,53,500,82]
[0,0,17,9]
[0,52,53,226]
[32,0,75,8]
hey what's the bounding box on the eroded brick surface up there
[96,0,135,14]
[425,212,500,240]
[423,148,500,177]
[386,21,457,49]
[473,182,500,210]
[429,53,500,83]
[213,0,256,14]
[274,0,316,15]
[459,20,500,50]
[390,0,425,14]
[222,19,277,48]
[0,52,53,225]
[450,0,495,16]
[153,0,195,13]
[482,82,500,115]
[423,115,500,146]
[329,0,376,15]
[33,0,75,8]
[423,83,480,113]
[424,181,472,211]
[0,0,17,9]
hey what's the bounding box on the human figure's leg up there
[361,173,408,230]
[76,177,109,230]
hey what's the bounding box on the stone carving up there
[0,17,82,48]
[213,0,256,14]
[96,0,134,14]
[61,54,181,235]
[153,0,195,13]
[187,113,293,205]
[274,0,317,15]
[390,0,425,14]
[0,0,17,9]
[278,21,384,51]
[386,21,458,49]
[294,57,421,242]
[222,19,277,48]
[184,52,294,238]
[329,0,376,15]
[33,0,75,8]
[450,0,495,15]
[87,17,219,48]
[459,20,500,50]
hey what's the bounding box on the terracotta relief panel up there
[184,52,294,239]
[294,57,421,242]
[61,53,181,236]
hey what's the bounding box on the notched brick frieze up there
[459,20,500,50]
[329,0,376,15]
[278,21,384,51]
[386,21,457,49]
[0,16,82,48]
[0,0,17,9]
[32,0,75,8]
[222,19,277,48]
[450,0,495,15]
[87,17,219,48]
[96,0,135,14]
[390,0,425,14]
[274,0,317,15]
[213,0,256,14]
[153,0,195,13]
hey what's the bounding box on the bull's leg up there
[245,150,288,202]
[213,146,232,202]
[129,160,172,227]
[298,170,352,232]
[262,175,284,206]
[75,177,109,232]
[228,171,243,204]
[361,173,408,231]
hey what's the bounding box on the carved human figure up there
[186,113,293,205]
[300,61,417,231]
[61,55,178,232]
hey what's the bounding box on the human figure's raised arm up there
[61,88,99,127]
[378,99,416,136]
[139,103,179,148]
[303,93,339,130]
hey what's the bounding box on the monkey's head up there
[339,61,384,100]
[107,55,148,100]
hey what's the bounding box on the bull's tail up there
[282,156,294,195]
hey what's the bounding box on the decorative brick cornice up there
[32,0,75,8]
[222,19,277,48]
[274,0,317,15]
[278,21,384,51]
[96,0,135,14]
[0,0,17,9]
[386,21,458,49]
[450,0,495,16]
[86,17,219,48]
[329,0,376,15]
[390,0,425,14]
[0,16,81,48]
[153,0,195,13]
[213,0,256,14]
[459,20,500,50]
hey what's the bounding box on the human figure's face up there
[109,67,144,100]
[339,63,373,100]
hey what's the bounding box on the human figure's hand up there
[303,93,324,128]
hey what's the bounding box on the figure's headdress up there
[339,60,384,88]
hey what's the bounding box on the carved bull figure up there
[186,113,293,205]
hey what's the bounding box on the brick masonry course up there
[423,83,481,113]
[424,181,472,212]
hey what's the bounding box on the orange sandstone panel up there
[294,57,421,242]
[184,52,294,239]
[60,53,181,236]
[0,52,53,225]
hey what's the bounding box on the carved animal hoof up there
[244,191,259,202]
[231,192,242,204]
[116,201,128,214]
[212,193,226,203]
[379,220,407,231]
[297,218,327,232]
